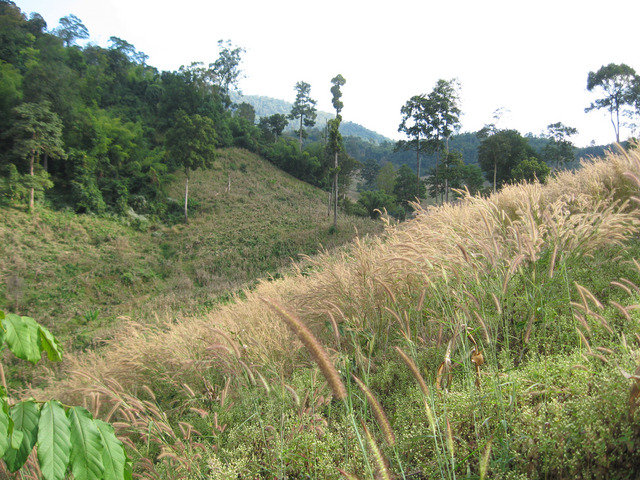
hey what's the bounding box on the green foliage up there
[478,129,539,190]
[586,63,637,142]
[511,156,551,183]
[0,310,131,478]
[394,164,425,208]
[358,190,398,219]
[543,122,578,169]
[289,81,317,151]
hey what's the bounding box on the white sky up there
[14,0,640,147]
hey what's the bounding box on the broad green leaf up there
[3,400,40,472]
[38,324,64,362]
[38,400,71,480]
[0,398,10,457]
[3,314,41,364]
[95,419,128,480]
[68,406,104,480]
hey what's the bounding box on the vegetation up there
[17,146,640,479]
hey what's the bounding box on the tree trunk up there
[299,115,303,152]
[184,172,189,223]
[416,137,421,200]
[333,151,338,230]
[435,148,440,206]
[327,191,331,217]
[493,161,497,193]
[29,149,35,212]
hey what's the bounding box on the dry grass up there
[30,146,640,478]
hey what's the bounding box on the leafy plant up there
[0,310,131,479]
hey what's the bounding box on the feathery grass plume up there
[611,281,633,296]
[575,282,604,311]
[576,327,592,353]
[491,293,502,315]
[261,297,347,400]
[445,416,455,459]
[395,346,430,397]
[337,468,361,480]
[255,370,271,395]
[611,301,632,322]
[479,438,493,480]
[472,311,491,344]
[209,327,242,358]
[361,421,392,480]
[524,314,535,343]
[574,313,592,333]
[327,310,341,346]
[548,243,558,278]
[352,374,396,446]
[417,288,426,312]
[238,359,256,385]
[284,384,300,407]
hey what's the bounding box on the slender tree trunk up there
[43,152,49,172]
[333,151,338,229]
[493,161,497,193]
[298,115,303,152]
[29,150,35,212]
[435,147,440,206]
[184,172,189,223]
[416,137,421,200]
[327,191,331,217]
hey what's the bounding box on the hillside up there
[232,92,391,143]
[25,146,640,479]
[0,148,383,353]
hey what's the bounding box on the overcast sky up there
[14,0,640,147]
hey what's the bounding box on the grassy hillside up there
[17,147,640,479]
[0,148,383,352]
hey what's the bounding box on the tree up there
[376,161,396,194]
[459,164,485,196]
[211,40,245,106]
[166,111,217,222]
[289,81,317,151]
[511,157,551,184]
[543,122,578,169]
[585,63,637,143]
[394,164,426,209]
[428,150,464,203]
[53,14,89,47]
[423,79,462,204]
[4,102,65,211]
[329,74,346,229]
[360,158,381,191]
[477,129,537,191]
[398,95,428,199]
[358,190,397,219]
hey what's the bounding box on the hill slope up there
[0,148,382,351]
[232,92,391,143]
[38,147,640,479]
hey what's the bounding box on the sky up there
[14,0,640,147]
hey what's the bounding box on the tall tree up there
[585,63,637,143]
[397,94,428,199]
[543,122,578,169]
[165,111,217,223]
[289,81,317,151]
[211,39,245,106]
[329,74,346,229]
[477,129,537,191]
[53,14,89,47]
[394,163,425,209]
[423,79,462,204]
[4,102,65,211]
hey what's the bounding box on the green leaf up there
[38,324,64,362]
[3,400,40,472]
[95,419,128,480]
[0,399,9,457]
[68,406,104,480]
[3,314,41,363]
[38,400,71,480]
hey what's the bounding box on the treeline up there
[0,2,352,221]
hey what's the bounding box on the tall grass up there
[31,146,640,478]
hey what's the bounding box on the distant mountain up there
[231,92,391,144]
